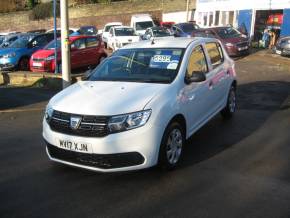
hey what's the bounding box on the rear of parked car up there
[274,36,290,56]
[30,35,106,73]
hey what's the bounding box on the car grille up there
[46,143,145,169]
[237,41,249,48]
[49,110,110,137]
[33,58,45,62]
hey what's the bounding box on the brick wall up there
[0,0,196,32]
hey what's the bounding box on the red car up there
[192,27,250,56]
[30,35,107,73]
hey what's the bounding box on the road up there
[1,51,290,218]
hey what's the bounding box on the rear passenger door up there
[204,42,228,111]
[85,37,101,65]
[70,38,87,68]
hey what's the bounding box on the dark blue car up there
[171,22,200,37]
[0,33,55,71]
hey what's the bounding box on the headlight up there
[44,105,54,122]
[3,52,16,58]
[45,55,55,61]
[287,40,290,44]
[226,43,234,47]
[108,109,151,133]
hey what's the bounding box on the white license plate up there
[276,50,282,55]
[33,62,42,67]
[238,46,248,51]
[57,139,92,153]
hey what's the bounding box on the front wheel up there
[18,57,29,71]
[158,122,185,170]
[221,86,236,119]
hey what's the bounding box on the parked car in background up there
[131,14,155,35]
[274,36,290,56]
[171,22,200,37]
[30,35,107,73]
[46,28,79,35]
[192,27,250,56]
[102,22,122,48]
[0,33,27,48]
[79,26,98,36]
[43,37,237,172]
[107,26,140,51]
[160,21,175,30]
[27,29,47,34]
[0,33,55,71]
[141,26,172,40]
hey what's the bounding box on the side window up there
[31,35,47,47]
[86,37,98,48]
[109,28,113,36]
[205,42,224,68]
[186,45,208,78]
[71,38,86,50]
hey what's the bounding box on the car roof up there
[105,22,122,26]
[112,26,133,29]
[69,35,98,40]
[120,37,217,49]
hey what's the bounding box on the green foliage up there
[27,0,36,9]
[29,2,60,21]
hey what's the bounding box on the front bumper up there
[226,45,249,57]
[0,57,18,70]
[43,118,163,172]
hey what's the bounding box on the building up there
[194,0,290,41]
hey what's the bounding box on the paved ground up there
[0,51,290,218]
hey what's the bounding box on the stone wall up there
[0,0,196,32]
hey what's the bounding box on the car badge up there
[70,116,82,130]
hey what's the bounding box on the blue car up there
[0,33,55,71]
[171,22,200,37]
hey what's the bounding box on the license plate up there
[58,139,92,153]
[276,50,282,55]
[33,62,42,67]
[238,46,248,51]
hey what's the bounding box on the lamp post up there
[53,0,58,74]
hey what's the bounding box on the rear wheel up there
[18,57,29,71]
[158,122,185,170]
[221,86,236,119]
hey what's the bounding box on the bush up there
[27,0,35,9]
[29,2,60,20]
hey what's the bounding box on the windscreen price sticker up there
[152,55,171,63]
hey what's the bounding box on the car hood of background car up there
[32,49,56,58]
[0,47,24,55]
[50,81,167,115]
[223,36,249,45]
[115,36,140,43]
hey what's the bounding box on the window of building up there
[215,11,220,26]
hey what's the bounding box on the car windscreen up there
[136,21,154,31]
[0,36,4,45]
[216,27,242,39]
[80,26,97,35]
[181,23,199,33]
[89,48,184,84]
[153,28,171,37]
[8,36,32,48]
[105,25,121,32]
[44,39,61,50]
[115,28,137,36]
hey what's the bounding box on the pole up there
[186,0,190,22]
[60,0,71,89]
[53,0,58,74]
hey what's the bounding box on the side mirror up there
[184,72,206,84]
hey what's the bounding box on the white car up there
[102,22,122,48]
[43,37,237,172]
[107,26,140,51]
[131,14,155,35]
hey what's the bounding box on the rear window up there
[135,21,154,31]
[205,42,224,68]
[86,37,98,47]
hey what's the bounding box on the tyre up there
[57,63,62,74]
[158,121,185,170]
[221,85,236,119]
[18,57,29,71]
